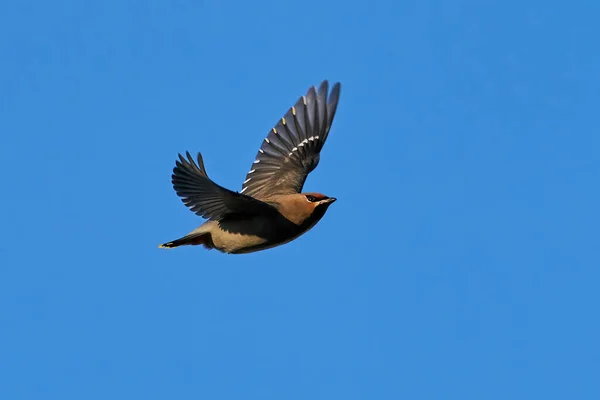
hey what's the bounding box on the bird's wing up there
[240,80,341,199]
[172,152,277,220]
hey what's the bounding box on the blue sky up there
[1,0,599,398]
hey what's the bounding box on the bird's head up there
[273,192,336,226]
[302,192,337,210]
[297,192,337,224]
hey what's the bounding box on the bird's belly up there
[208,216,301,254]
[227,232,303,254]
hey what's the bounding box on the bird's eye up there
[306,195,317,202]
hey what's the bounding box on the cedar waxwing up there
[159,80,341,254]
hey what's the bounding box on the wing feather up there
[240,80,341,198]
[172,152,277,220]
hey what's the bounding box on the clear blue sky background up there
[1,1,599,399]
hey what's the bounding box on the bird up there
[159,80,341,254]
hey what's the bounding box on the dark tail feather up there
[159,232,213,249]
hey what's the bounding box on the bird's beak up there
[324,197,337,204]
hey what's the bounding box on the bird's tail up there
[158,232,213,249]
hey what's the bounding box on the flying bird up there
[159,80,341,254]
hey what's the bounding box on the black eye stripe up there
[306,195,317,202]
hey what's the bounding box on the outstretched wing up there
[240,80,341,199]
[172,152,277,220]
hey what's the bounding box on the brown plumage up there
[159,80,341,254]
